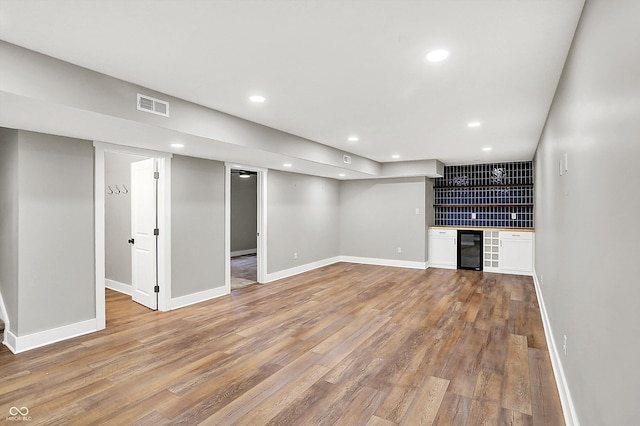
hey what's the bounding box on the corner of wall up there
[532,269,580,426]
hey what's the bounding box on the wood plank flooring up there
[0,263,564,425]
[231,254,258,290]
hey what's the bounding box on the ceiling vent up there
[137,94,170,117]
[343,155,352,164]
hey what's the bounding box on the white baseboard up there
[4,319,98,354]
[231,249,257,257]
[532,270,580,426]
[170,286,228,310]
[265,256,341,283]
[426,263,457,270]
[340,256,427,270]
[106,279,132,296]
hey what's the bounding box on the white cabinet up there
[429,229,457,269]
[499,231,534,275]
[483,230,500,272]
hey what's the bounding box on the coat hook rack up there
[114,185,121,194]
[122,184,129,194]
[107,185,114,195]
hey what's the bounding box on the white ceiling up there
[0,0,584,166]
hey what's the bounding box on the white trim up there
[265,256,341,283]
[224,166,231,293]
[532,270,580,426]
[105,279,132,296]
[170,286,228,310]
[4,319,97,354]
[156,157,172,312]
[231,249,257,257]
[341,256,427,270]
[426,263,457,270]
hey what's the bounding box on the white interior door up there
[131,158,158,310]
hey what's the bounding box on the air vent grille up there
[137,94,170,117]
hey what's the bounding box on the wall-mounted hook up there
[122,184,129,194]
[107,185,114,195]
[114,185,121,194]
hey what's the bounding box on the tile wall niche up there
[433,161,534,229]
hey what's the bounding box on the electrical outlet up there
[563,335,567,356]
[397,247,402,254]
[511,213,517,220]
[294,252,298,260]
[471,213,476,220]
[415,208,420,215]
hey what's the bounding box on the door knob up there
[128,238,135,244]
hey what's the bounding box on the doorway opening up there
[94,142,172,331]
[230,169,258,289]
[225,163,267,290]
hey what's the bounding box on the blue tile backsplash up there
[434,161,534,229]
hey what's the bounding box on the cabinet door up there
[499,238,533,273]
[430,236,457,268]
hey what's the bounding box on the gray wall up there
[267,171,339,273]
[171,155,225,297]
[230,172,257,253]
[105,152,147,286]
[340,177,426,263]
[0,128,19,333]
[534,0,640,424]
[17,131,95,335]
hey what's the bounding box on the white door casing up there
[131,158,158,310]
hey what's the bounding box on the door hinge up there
[154,285,160,293]
[154,228,159,236]
[154,171,159,179]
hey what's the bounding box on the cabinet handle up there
[439,231,446,234]
[512,234,520,237]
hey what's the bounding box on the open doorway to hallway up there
[230,169,258,290]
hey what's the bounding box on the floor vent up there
[137,94,170,117]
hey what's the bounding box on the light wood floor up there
[231,254,258,290]
[0,264,564,425]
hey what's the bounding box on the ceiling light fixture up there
[425,49,449,63]
[482,147,493,152]
[239,171,251,178]
[283,163,292,168]
[249,95,266,103]
[170,143,184,148]
[348,136,359,142]
[338,173,346,177]
[467,121,482,128]
[392,154,400,159]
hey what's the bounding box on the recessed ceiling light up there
[425,49,449,63]
[467,121,482,128]
[392,154,400,159]
[482,147,493,152]
[249,95,266,103]
[170,143,184,148]
[283,163,292,168]
[338,173,346,177]
[348,136,359,142]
